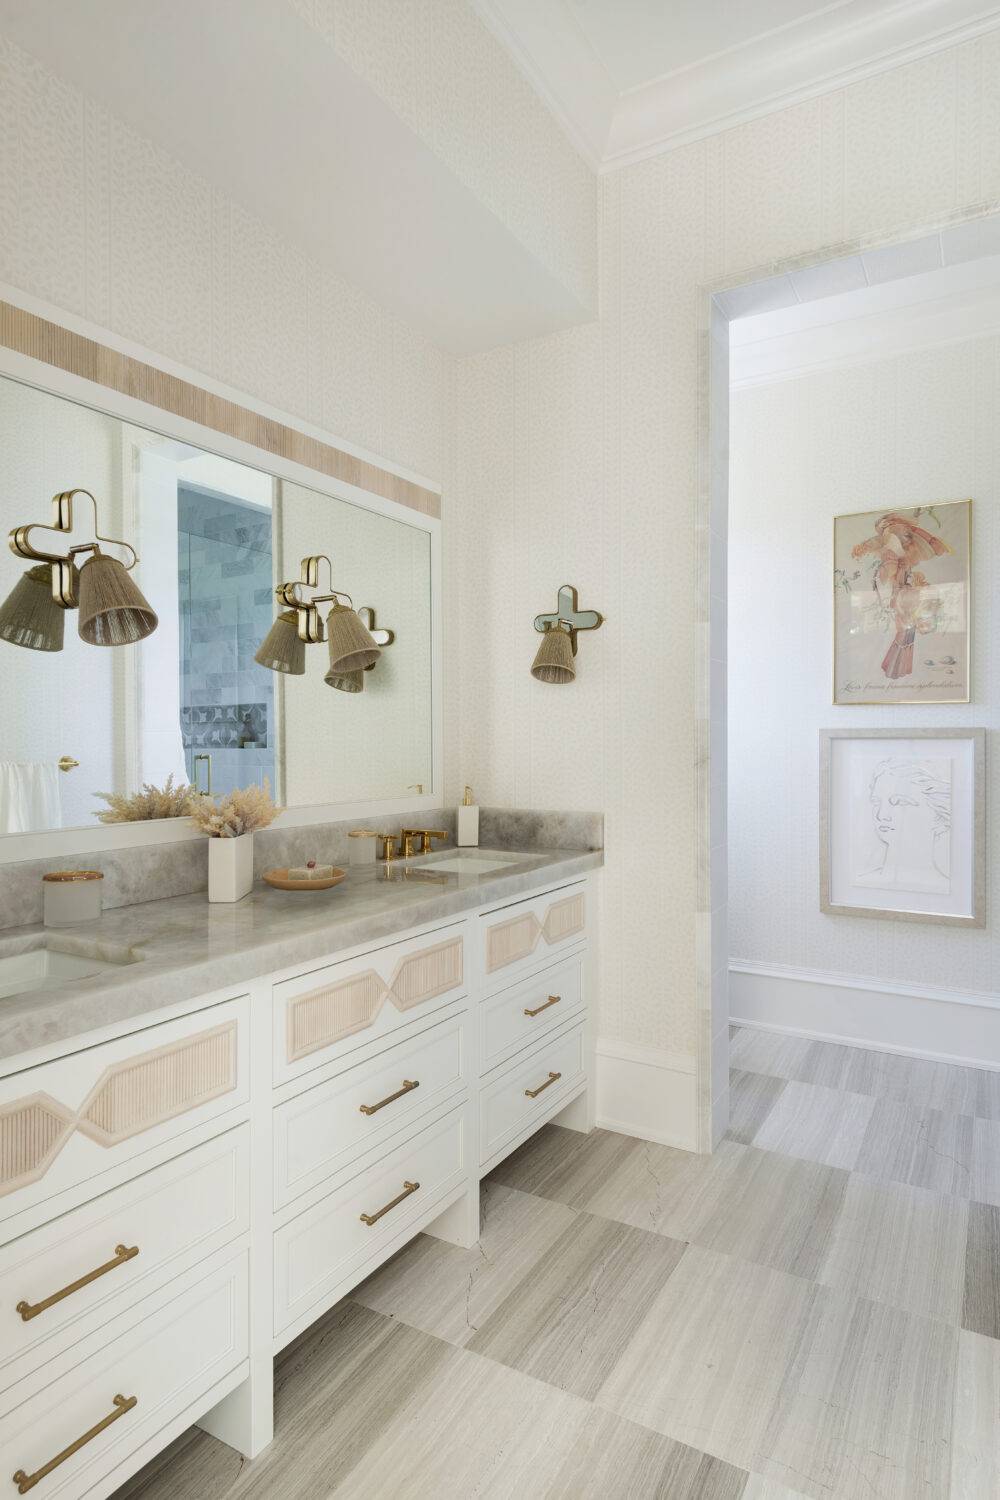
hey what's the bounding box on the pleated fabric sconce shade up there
[326,603,380,674]
[324,665,365,693]
[77,552,158,646]
[531,622,575,684]
[0,564,68,651]
[255,610,306,675]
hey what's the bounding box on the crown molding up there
[477,0,1000,174]
[605,0,1000,170]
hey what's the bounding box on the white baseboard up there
[730,961,1000,1071]
[594,1038,697,1151]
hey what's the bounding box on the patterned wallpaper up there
[284,0,597,313]
[447,30,1000,1060]
[730,337,999,995]
[0,32,448,483]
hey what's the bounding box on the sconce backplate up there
[9,488,138,607]
[533,584,603,655]
[275,554,353,643]
[358,606,395,670]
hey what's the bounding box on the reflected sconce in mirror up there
[255,554,383,691]
[531,584,603,685]
[0,489,158,651]
[326,606,395,694]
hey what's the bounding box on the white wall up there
[448,31,1000,1146]
[284,0,597,313]
[0,30,449,484]
[728,332,1000,1064]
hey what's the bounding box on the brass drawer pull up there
[525,1071,561,1099]
[16,1244,139,1323]
[524,994,561,1018]
[359,1079,420,1116]
[13,1393,137,1493]
[360,1180,420,1226]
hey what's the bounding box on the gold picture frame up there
[832,499,971,706]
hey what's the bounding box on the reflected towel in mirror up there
[0,760,62,834]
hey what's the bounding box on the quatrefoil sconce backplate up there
[531,584,603,684]
[1,488,157,652]
[254,553,394,693]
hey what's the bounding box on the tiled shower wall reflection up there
[177,485,275,797]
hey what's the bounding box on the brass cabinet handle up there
[359,1079,419,1116]
[16,1244,139,1323]
[13,1394,137,1493]
[360,1180,420,1226]
[524,994,561,1018]
[525,1071,561,1099]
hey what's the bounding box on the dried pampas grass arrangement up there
[189,779,281,838]
[95,773,196,823]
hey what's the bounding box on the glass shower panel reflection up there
[177,486,275,798]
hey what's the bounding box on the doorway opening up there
[704,212,1000,1149]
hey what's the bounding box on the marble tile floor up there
[116,1026,1000,1499]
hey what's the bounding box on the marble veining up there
[0,844,601,1065]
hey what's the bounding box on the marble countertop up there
[0,846,601,1064]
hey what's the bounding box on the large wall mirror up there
[0,371,436,849]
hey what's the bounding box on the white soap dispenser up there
[457,784,479,847]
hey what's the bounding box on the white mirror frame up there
[0,284,443,865]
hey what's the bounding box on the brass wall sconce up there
[531,584,603,684]
[254,554,384,691]
[0,489,158,652]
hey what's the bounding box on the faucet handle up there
[420,830,449,854]
[378,834,398,861]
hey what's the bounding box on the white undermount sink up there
[0,942,139,1000]
[416,852,520,875]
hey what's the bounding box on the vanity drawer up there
[273,924,466,1087]
[0,1125,249,1393]
[479,1023,586,1169]
[1,1249,247,1500]
[479,954,585,1076]
[0,996,249,1228]
[274,1010,469,1210]
[274,1104,467,1337]
[481,883,585,991]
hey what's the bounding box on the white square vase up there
[208,833,254,902]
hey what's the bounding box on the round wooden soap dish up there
[262,867,347,892]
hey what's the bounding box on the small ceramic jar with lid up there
[43,869,104,927]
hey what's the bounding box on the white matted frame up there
[0,284,444,866]
[819,727,985,927]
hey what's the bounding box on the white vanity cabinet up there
[0,867,594,1499]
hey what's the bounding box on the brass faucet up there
[399,828,449,858]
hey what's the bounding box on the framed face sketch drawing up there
[820,729,985,926]
[833,500,971,705]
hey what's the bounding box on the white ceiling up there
[0,0,592,356]
[475,0,1000,168]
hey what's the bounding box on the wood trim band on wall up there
[0,300,440,520]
